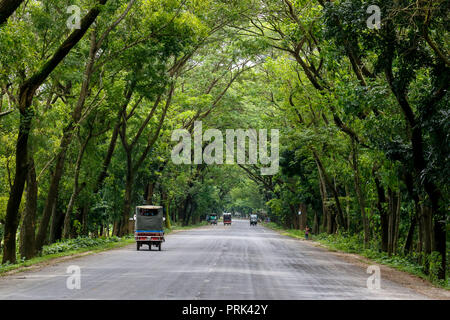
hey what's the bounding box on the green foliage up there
[0,0,447,282]
[41,236,123,255]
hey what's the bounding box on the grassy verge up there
[0,221,209,275]
[0,236,135,275]
[263,222,449,290]
[166,220,209,233]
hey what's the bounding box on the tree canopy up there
[0,0,448,281]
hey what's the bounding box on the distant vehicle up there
[209,214,217,225]
[135,205,165,251]
[223,213,232,226]
[250,214,258,226]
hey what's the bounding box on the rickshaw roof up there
[136,205,163,209]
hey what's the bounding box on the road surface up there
[0,219,427,299]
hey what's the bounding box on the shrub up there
[42,236,121,255]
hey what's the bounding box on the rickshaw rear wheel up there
[158,243,161,251]
[136,243,140,251]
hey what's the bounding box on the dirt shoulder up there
[1,250,98,277]
[268,226,450,300]
[0,240,135,278]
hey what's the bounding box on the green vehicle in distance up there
[250,214,258,226]
[209,214,218,225]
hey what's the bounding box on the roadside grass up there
[0,221,208,275]
[166,220,208,232]
[263,222,449,290]
[0,236,135,275]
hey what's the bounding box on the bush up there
[42,236,121,255]
[427,251,444,283]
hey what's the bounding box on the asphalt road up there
[0,219,427,300]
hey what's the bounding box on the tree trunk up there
[49,203,64,243]
[385,59,446,278]
[393,191,401,255]
[40,134,71,247]
[387,190,394,256]
[117,85,173,236]
[145,182,154,205]
[402,170,420,254]
[417,203,423,254]
[298,203,307,230]
[171,205,176,224]
[313,210,319,234]
[179,197,188,224]
[290,205,298,229]
[404,213,416,254]
[328,204,336,234]
[62,186,82,239]
[312,150,346,230]
[3,0,108,262]
[387,189,401,256]
[432,202,446,279]
[81,206,89,236]
[0,0,25,25]
[184,197,195,226]
[112,220,120,237]
[163,193,172,229]
[317,159,329,233]
[351,138,370,246]
[373,167,389,252]
[2,109,32,263]
[321,207,328,233]
[120,175,133,236]
[19,156,37,260]
[421,204,433,272]
[93,111,123,194]
[344,184,351,231]
[40,30,101,248]
[62,131,91,239]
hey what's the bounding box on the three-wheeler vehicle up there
[209,214,218,225]
[250,214,258,226]
[135,205,165,251]
[223,213,232,226]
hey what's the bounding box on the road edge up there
[0,223,210,278]
[263,223,450,300]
